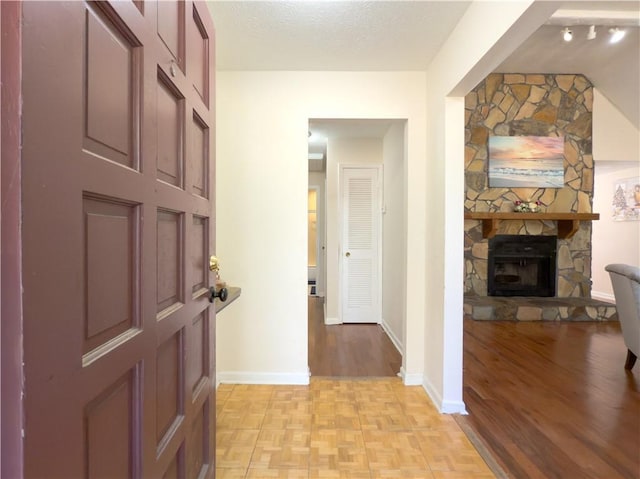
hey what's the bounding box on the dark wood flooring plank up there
[307,296,401,377]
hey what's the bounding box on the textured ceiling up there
[208,0,639,134]
[207,1,472,71]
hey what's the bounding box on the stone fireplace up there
[464,73,595,299]
[463,73,617,321]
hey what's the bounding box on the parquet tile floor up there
[216,378,496,479]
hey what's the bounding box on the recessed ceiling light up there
[562,27,573,42]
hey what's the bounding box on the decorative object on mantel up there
[612,176,640,221]
[514,200,541,213]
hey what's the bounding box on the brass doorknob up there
[209,255,220,272]
[345,252,351,257]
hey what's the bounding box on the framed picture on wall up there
[488,136,565,188]
[612,177,640,221]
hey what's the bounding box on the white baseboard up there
[381,318,403,355]
[422,377,467,414]
[592,291,615,303]
[440,399,468,414]
[325,316,341,325]
[217,371,310,385]
[399,367,423,386]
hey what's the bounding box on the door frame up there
[1,1,24,476]
[338,164,383,324]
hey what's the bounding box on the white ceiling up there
[208,1,472,71]
[207,0,640,169]
[308,119,399,170]
[310,119,396,140]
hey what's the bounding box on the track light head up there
[587,25,596,40]
[562,27,573,42]
[609,27,625,43]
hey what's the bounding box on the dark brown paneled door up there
[21,1,216,478]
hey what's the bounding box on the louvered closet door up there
[340,167,382,323]
[21,2,217,478]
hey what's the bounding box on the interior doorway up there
[307,118,407,377]
[308,187,320,295]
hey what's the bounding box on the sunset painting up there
[488,136,565,188]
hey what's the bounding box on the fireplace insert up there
[487,235,557,297]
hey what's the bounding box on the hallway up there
[307,297,402,377]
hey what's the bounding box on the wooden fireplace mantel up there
[464,212,600,239]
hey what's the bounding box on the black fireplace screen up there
[488,235,557,297]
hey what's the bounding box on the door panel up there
[157,73,185,187]
[341,167,381,323]
[157,0,185,69]
[189,7,210,105]
[157,209,184,315]
[189,312,208,395]
[22,1,216,478]
[187,402,207,478]
[191,216,209,294]
[156,330,183,445]
[191,113,209,198]
[85,370,137,479]
[83,195,139,354]
[85,7,137,166]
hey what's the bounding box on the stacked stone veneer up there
[465,73,594,298]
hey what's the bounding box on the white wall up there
[325,137,383,325]
[214,2,559,407]
[591,89,640,300]
[593,90,640,163]
[215,71,427,384]
[592,165,640,301]
[423,0,557,412]
[382,122,406,354]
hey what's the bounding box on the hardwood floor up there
[457,318,640,479]
[307,296,402,377]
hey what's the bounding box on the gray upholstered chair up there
[605,264,640,370]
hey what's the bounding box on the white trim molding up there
[592,291,615,303]
[400,367,422,386]
[423,377,468,414]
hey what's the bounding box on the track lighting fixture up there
[587,25,596,40]
[562,27,573,42]
[609,27,625,43]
